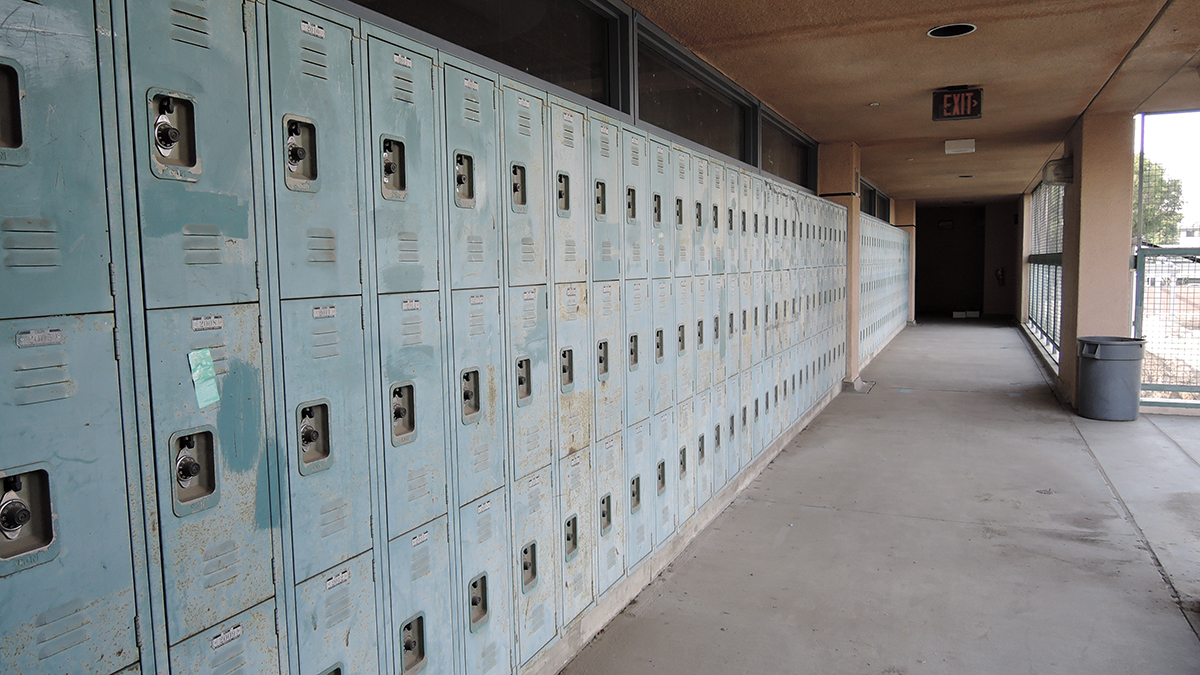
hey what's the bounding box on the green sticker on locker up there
[188,348,220,410]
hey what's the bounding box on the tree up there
[1135,157,1185,245]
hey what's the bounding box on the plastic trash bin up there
[1077,336,1146,421]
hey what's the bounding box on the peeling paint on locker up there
[459,489,512,675]
[593,281,624,442]
[512,467,558,664]
[450,288,506,505]
[559,448,594,625]
[648,141,674,280]
[293,551,378,674]
[551,100,588,283]
[595,431,625,595]
[555,283,592,458]
[507,285,552,480]
[389,516,453,675]
[589,114,622,282]
[445,62,501,290]
[501,83,548,288]
[624,279,651,426]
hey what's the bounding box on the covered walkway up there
[563,321,1200,674]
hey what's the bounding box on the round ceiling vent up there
[928,23,977,38]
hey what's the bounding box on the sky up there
[1139,110,1200,230]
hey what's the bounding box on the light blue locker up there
[767,186,779,272]
[594,280,624,441]
[595,431,626,595]
[791,269,802,348]
[648,140,674,280]
[714,274,727,384]
[762,358,776,450]
[713,382,727,491]
[693,156,711,276]
[675,277,695,402]
[168,599,280,675]
[366,32,442,294]
[727,169,741,274]
[445,61,501,290]
[725,374,741,480]
[738,372,753,469]
[695,276,712,393]
[0,314,138,674]
[279,296,372,581]
[0,0,112,320]
[126,0,258,309]
[501,82,549,287]
[624,279,652,426]
[555,283,592,458]
[767,355,780,444]
[624,419,653,567]
[551,100,589,283]
[459,489,513,675]
[787,193,800,272]
[266,1,360,300]
[739,273,753,370]
[694,389,712,507]
[650,279,675,415]
[559,447,594,625]
[512,467,558,664]
[293,551,378,675]
[589,114,622,281]
[507,285,552,480]
[145,304,274,645]
[623,127,650,280]
[765,271,777,358]
[450,288,506,505]
[675,397,696,526]
[751,272,764,364]
[672,147,692,277]
[738,173,753,274]
[389,516,453,675]
[751,176,765,273]
[651,409,676,546]
[750,362,764,459]
[725,274,740,379]
[379,292,447,538]
[712,162,726,275]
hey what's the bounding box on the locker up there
[751,177,765,273]
[266,1,361,300]
[279,296,372,581]
[144,304,274,644]
[0,0,113,320]
[450,288,506,505]
[648,141,674,279]
[624,419,653,567]
[751,362,764,458]
[589,115,622,281]
[501,83,549,287]
[293,551,378,675]
[379,291,449,538]
[693,156,711,276]
[560,448,594,624]
[675,278,695,402]
[712,162,726,275]
[738,173,752,273]
[623,127,651,280]
[126,0,258,309]
[672,148,692,277]
[650,279,676,415]
[555,283,592,457]
[739,372,753,469]
[725,374,741,481]
[726,169,740,274]
[695,276,712,392]
[624,279,652,426]
[445,61,501,290]
[651,409,676,546]
[751,272,764,364]
[0,314,138,674]
[713,383,727,491]
[512,468,558,664]
[714,274,727,384]
[695,389,712,507]
[764,355,778,445]
[768,187,780,272]
[551,100,589,283]
[595,432,626,595]
[762,188,774,273]
[593,281,624,441]
[764,271,776,358]
[459,489,513,675]
[365,31,443,294]
[739,273,752,370]
[675,397,696,526]
[168,599,280,675]
[507,285,552,479]
[389,516,453,675]
[725,275,741,379]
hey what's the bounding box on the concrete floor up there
[561,321,1200,675]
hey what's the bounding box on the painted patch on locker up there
[594,281,623,441]
[451,288,506,505]
[167,599,279,675]
[559,448,594,624]
[555,283,592,457]
[596,431,625,594]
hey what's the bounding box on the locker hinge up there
[242,0,251,33]
[274,608,280,635]
[431,65,436,90]
[112,326,120,361]
[436,259,441,281]
[134,615,141,647]
[108,262,116,297]
[255,261,261,290]
[271,557,277,585]
[258,315,264,344]
[359,260,363,286]
[361,305,365,329]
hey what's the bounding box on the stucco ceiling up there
[625,0,1200,203]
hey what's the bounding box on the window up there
[860,178,878,218]
[761,115,813,188]
[1027,182,1065,361]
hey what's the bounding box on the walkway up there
[562,321,1200,674]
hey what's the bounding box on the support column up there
[894,199,917,324]
[1019,192,1033,325]
[817,142,864,387]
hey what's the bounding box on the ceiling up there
[624,0,1200,204]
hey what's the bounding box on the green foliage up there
[1135,157,1185,245]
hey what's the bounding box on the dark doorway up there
[915,205,986,316]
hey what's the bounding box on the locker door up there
[693,156,711,276]
[751,362,764,458]
[508,285,552,480]
[765,271,776,358]
[739,174,752,273]
[672,149,692,277]
[695,276,712,393]
[648,141,674,280]
[725,374,741,481]
[145,305,273,644]
[589,115,621,281]
[0,0,112,319]
[293,550,378,674]
[650,279,675,415]
[623,128,650,280]
[390,517,453,675]
[726,169,740,274]
[675,398,696,526]
[713,383,727,491]
[624,279,651,426]
[593,281,624,442]
[551,102,588,283]
[739,273,752,370]
[450,289,506,505]
[712,163,726,275]
[714,275,727,384]
[378,292,448,544]
[726,276,741,379]
[0,315,138,674]
[559,448,594,624]
[266,2,360,300]
[739,373,753,469]
[512,468,558,664]
[595,432,625,595]
[751,273,764,364]
[651,409,676,546]
[168,600,280,675]
[768,187,780,272]
[694,389,712,507]
[675,278,695,401]
[459,490,512,675]
[501,85,548,287]
[555,283,593,457]
[366,34,441,294]
[445,63,500,290]
[127,0,257,309]
[624,419,653,567]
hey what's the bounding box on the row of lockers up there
[0,0,874,674]
[858,215,912,368]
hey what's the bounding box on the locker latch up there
[677,325,686,354]
[630,476,641,512]
[468,573,489,631]
[151,94,196,169]
[515,358,532,405]
[0,471,51,560]
[0,477,31,541]
[559,349,574,392]
[697,435,705,465]
[594,181,606,218]
[626,187,636,221]
[401,613,427,672]
[656,461,667,495]
[283,116,318,188]
[511,163,527,209]
[599,494,612,536]
[521,542,538,592]
[381,137,407,200]
[628,335,638,370]
[298,403,331,467]
[654,329,664,364]
[461,370,481,423]
[173,431,216,510]
[596,341,609,380]
[678,447,687,477]
[556,172,570,215]
[391,384,416,445]
[564,515,578,561]
[454,152,476,208]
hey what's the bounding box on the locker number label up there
[522,289,537,301]
[402,299,422,311]
[477,500,492,514]
[211,624,243,650]
[15,328,65,348]
[393,53,412,68]
[191,315,224,332]
[300,20,325,39]
[313,305,337,319]
[469,294,484,306]
[325,569,350,591]
[412,531,430,547]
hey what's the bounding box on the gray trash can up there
[1077,336,1146,421]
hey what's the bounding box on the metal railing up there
[1135,248,1200,406]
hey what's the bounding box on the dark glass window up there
[860,178,878,217]
[363,0,618,107]
[877,193,891,222]
[761,118,810,187]
[637,37,747,161]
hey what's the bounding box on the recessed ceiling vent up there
[928,24,976,38]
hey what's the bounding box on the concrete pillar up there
[894,199,917,323]
[1019,193,1033,325]
[1058,111,1136,405]
[817,142,863,385]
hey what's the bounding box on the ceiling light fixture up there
[928,23,976,38]
[959,175,974,178]
[945,139,976,154]
[869,102,880,107]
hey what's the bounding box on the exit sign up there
[933,87,982,121]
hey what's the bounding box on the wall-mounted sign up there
[933,87,982,121]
